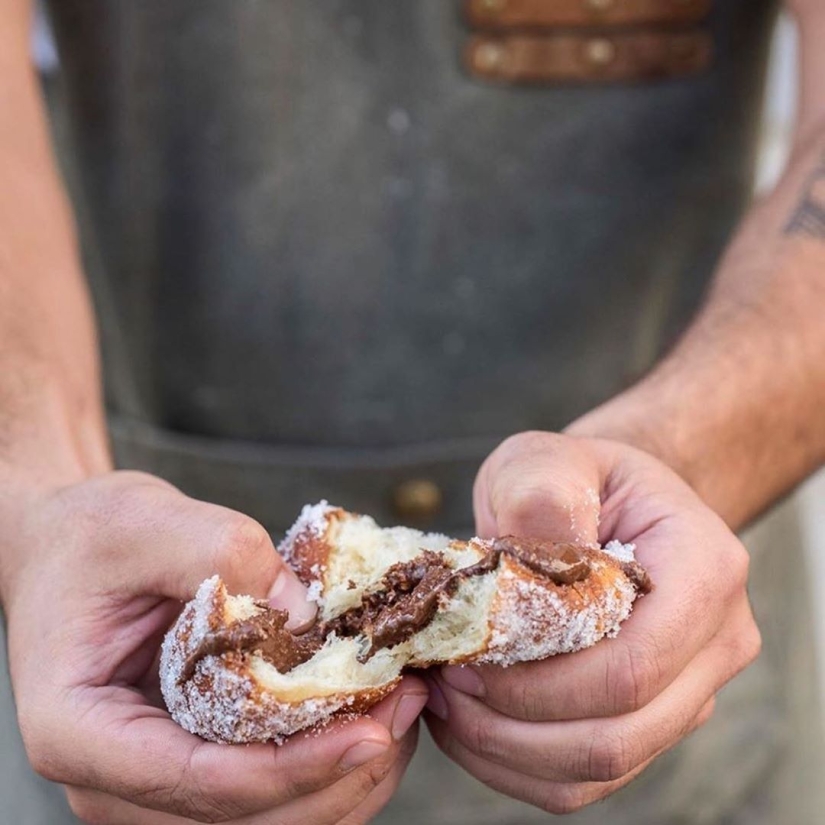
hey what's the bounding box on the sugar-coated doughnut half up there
[161,502,650,744]
[160,576,402,744]
[279,502,651,668]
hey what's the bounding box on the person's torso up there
[38,5,825,825]
[47,0,777,455]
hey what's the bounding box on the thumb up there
[159,496,318,631]
[473,431,602,545]
[82,475,317,630]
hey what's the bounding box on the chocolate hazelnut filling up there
[179,609,324,683]
[180,538,648,680]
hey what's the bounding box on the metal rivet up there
[584,38,617,67]
[391,479,443,524]
[584,0,616,12]
[474,41,506,72]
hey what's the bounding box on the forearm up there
[0,3,110,493]
[569,123,825,530]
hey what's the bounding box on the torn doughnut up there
[160,502,651,744]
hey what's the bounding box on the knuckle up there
[350,757,393,798]
[110,469,174,490]
[461,715,506,763]
[584,729,637,783]
[606,641,657,716]
[721,540,751,594]
[159,788,236,823]
[695,698,717,729]
[214,514,272,581]
[21,723,66,784]
[281,761,343,801]
[94,474,158,517]
[65,789,108,825]
[497,430,553,459]
[140,755,238,823]
[500,672,547,722]
[729,620,762,669]
[538,785,592,815]
[68,477,168,555]
[501,483,551,532]
[743,623,763,663]
[26,751,61,783]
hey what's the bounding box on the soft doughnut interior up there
[314,513,503,665]
[178,514,506,711]
[320,513,482,619]
[223,592,404,703]
[403,572,500,664]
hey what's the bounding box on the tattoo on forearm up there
[785,155,825,240]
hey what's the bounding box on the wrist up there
[0,394,112,606]
[566,389,686,474]
[565,387,742,526]
[0,378,112,490]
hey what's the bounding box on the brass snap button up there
[583,38,617,68]
[478,0,508,13]
[391,479,443,524]
[473,40,507,73]
[584,0,616,12]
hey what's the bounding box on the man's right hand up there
[1,471,427,824]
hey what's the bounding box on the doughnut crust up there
[161,502,650,744]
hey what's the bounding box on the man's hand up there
[424,432,760,815]
[2,471,427,824]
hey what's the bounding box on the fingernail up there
[339,739,389,773]
[442,665,485,697]
[391,693,427,740]
[268,571,317,631]
[425,679,449,721]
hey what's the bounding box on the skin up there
[0,0,823,822]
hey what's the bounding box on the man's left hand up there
[424,432,761,814]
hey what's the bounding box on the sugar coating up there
[476,555,636,666]
[602,539,637,564]
[162,507,648,745]
[160,577,395,744]
[305,580,324,604]
[279,500,335,565]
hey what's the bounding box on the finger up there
[441,526,755,722]
[67,725,418,825]
[336,726,420,825]
[63,726,421,825]
[46,687,402,822]
[426,698,715,815]
[65,786,191,825]
[83,478,315,627]
[268,725,420,825]
[60,677,425,822]
[256,679,426,825]
[430,631,738,784]
[366,674,428,740]
[429,730,657,816]
[473,432,602,543]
